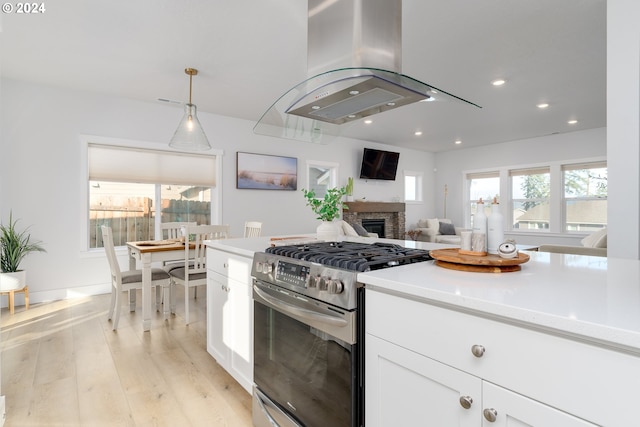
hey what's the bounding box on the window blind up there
[561,161,607,171]
[88,144,216,186]
[509,167,550,177]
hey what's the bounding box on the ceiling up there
[0,0,606,152]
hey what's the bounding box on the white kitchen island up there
[359,252,640,426]
[206,236,640,425]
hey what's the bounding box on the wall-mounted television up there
[359,148,400,181]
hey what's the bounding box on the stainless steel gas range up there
[251,241,433,427]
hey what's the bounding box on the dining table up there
[126,239,197,331]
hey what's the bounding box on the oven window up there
[254,301,355,427]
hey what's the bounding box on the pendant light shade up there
[169,68,211,151]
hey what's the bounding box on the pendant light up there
[169,67,211,151]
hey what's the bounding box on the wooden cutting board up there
[429,248,530,273]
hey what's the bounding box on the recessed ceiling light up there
[387,102,396,107]
[311,105,321,110]
[364,119,373,124]
[568,119,578,124]
[414,131,423,136]
[347,114,356,118]
[537,103,549,109]
[492,79,506,86]
[349,90,360,95]
[454,140,462,145]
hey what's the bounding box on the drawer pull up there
[459,396,473,409]
[483,408,498,422]
[471,344,486,358]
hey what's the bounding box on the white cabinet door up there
[206,273,229,366]
[366,334,481,427]
[227,275,253,392]
[207,270,253,394]
[482,382,598,427]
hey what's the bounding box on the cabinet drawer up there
[206,248,252,283]
[366,290,640,426]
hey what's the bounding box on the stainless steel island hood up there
[254,0,480,143]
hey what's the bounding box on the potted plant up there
[0,212,46,291]
[345,177,354,202]
[302,186,348,241]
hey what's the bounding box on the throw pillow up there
[426,218,440,231]
[417,219,429,228]
[341,221,359,237]
[439,221,456,235]
[581,228,607,248]
[352,223,370,237]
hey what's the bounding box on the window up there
[510,167,551,230]
[306,161,338,198]
[87,143,218,249]
[467,172,500,227]
[404,171,423,202]
[563,162,607,231]
[465,158,606,235]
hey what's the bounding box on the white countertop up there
[207,235,640,354]
[359,253,640,353]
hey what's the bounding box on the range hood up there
[254,0,480,143]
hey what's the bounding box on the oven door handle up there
[253,285,348,327]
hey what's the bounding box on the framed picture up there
[236,152,298,190]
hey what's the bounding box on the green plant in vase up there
[345,177,354,200]
[0,212,46,274]
[302,187,349,241]
[0,211,46,296]
[302,186,348,221]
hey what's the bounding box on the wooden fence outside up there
[90,197,211,248]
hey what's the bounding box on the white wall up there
[607,0,640,259]
[434,128,607,246]
[0,78,434,304]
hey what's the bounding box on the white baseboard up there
[0,282,111,309]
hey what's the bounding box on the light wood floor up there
[0,287,253,426]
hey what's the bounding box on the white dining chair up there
[161,221,197,240]
[101,225,172,330]
[244,221,262,237]
[169,224,229,325]
[161,221,198,274]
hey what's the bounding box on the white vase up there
[0,270,27,291]
[316,221,340,242]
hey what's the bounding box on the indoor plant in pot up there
[302,186,348,241]
[345,177,354,202]
[0,212,46,292]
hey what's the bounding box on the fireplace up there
[343,202,406,239]
[362,219,386,238]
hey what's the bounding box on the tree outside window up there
[511,168,550,231]
[563,163,607,231]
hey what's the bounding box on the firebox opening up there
[362,219,385,238]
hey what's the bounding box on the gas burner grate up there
[266,241,432,272]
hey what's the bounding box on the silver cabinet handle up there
[483,408,498,422]
[459,395,473,409]
[471,344,485,358]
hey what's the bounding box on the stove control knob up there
[255,262,263,273]
[307,275,318,288]
[264,262,274,274]
[317,277,328,291]
[327,279,344,294]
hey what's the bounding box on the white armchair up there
[415,218,467,245]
